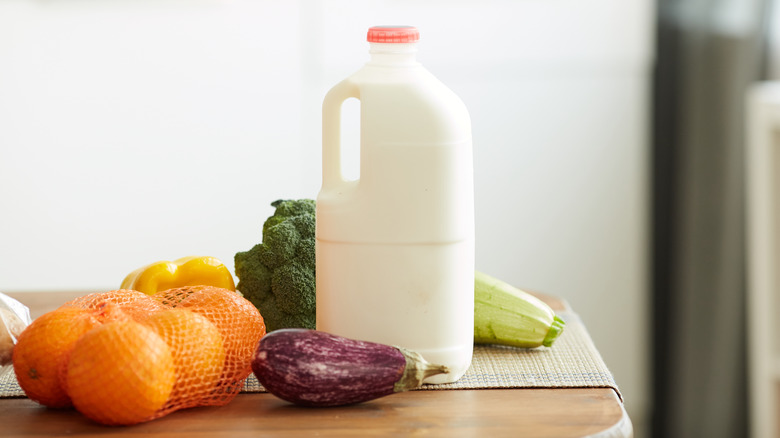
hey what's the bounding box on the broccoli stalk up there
[235,199,316,332]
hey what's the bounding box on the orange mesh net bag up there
[14,286,265,426]
[152,286,266,405]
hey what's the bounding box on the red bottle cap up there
[366,26,420,43]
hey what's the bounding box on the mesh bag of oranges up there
[11,286,265,426]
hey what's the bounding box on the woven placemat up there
[0,311,620,400]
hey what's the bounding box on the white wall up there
[0,0,653,435]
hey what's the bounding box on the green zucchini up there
[474,271,565,348]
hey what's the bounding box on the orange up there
[12,307,101,408]
[142,308,226,412]
[66,320,175,426]
[64,289,168,322]
[172,286,265,400]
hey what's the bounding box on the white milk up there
[316,26,474,383]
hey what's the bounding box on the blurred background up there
[0,1,776,437]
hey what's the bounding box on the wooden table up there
[1,291,632,438]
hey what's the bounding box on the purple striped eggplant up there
[251,328,449,407]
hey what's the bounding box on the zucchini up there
[251,328,448,407]
[474,271,565,348]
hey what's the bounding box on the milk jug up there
[316,26,474,383]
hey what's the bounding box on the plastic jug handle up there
[322,78,360,190]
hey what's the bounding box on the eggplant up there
[251,328,449,407]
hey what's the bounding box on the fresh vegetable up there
[121,256,235,295]
[234,199,316,332]
[474,271,565,348]
[252,328,448,407]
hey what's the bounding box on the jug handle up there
[322,78,360,190]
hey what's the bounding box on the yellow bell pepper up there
[121,256,236,295]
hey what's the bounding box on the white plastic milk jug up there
[316,26,474,383]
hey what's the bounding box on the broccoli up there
[234,199,316,332]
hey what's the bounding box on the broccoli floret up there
[235,199,316,332]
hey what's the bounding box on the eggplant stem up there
[393,347,450,393]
